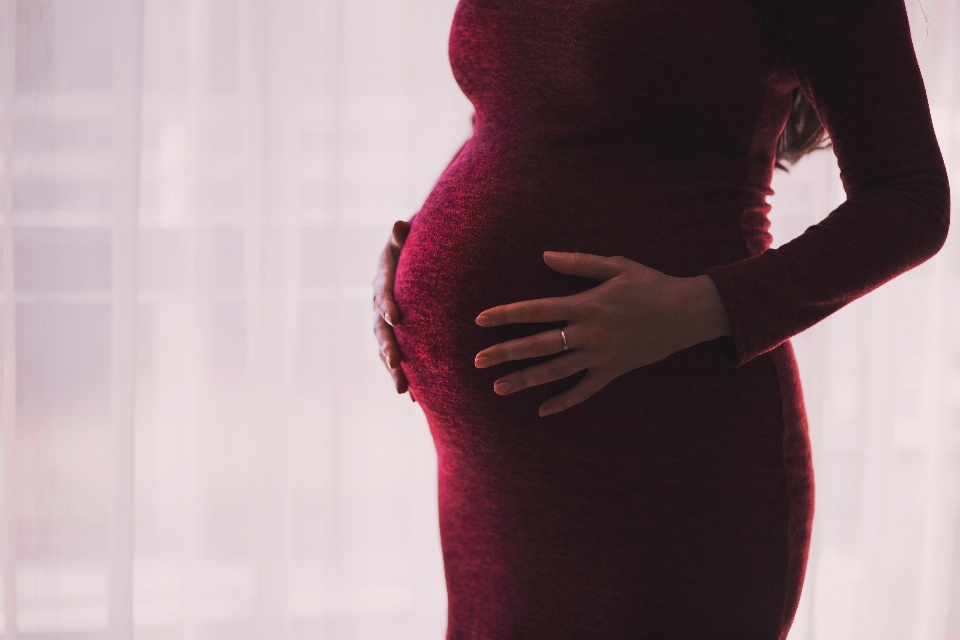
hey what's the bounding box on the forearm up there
[677,274,733,348]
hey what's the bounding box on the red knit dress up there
[392,0,950,637]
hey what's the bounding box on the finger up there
[373,292,401,328]
[476,297,572,327]
[373,220,411,325]
[492,351,591,395]
[475,326,571,367]
[378,348,410,394]
[393,368,409,394]
[372,311,410,392]
[373,261,400,326]
[542,252,630,281]
[538,369,611,417]
[373,311,403,369]
[391,219,412,247]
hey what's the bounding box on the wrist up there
[678,275,732,345]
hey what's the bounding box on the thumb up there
[543,252,628,281]
[391,220,412,247]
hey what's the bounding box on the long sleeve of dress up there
[704,0,950,367]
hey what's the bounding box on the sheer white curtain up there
[0,0,956,638]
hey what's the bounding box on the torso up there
[393,1,813,636]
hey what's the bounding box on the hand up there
[372,220,416,401]
[474,252,731,417]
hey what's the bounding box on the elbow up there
[921,172,950,260]
[895,166,951,264]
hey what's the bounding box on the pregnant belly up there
[393,149,598,426]
[392,139,749,429]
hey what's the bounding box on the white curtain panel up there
[0,0,956,638]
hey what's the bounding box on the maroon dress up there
[392,0,950,637]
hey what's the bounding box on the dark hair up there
[775,88,831,171]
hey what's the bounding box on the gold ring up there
[560,328,569,351]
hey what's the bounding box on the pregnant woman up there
[372,0,950,637]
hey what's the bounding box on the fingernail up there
[543,251,564,260]
[539,405,557,417]
[475,314,492,327]
[383,311,394,327]
[387,353,398,368]
[475,355,492,368]
[494,381,512,394]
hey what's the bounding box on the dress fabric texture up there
[392,0,950,637]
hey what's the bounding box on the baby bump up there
[391,139,752,427]
[392,198,597,428]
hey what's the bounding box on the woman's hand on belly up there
[373,220,415,401]
[474,252,732,417]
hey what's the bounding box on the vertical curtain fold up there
[109,0,145,637]
[0,0,20,636]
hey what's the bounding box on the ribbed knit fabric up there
[392,0,949,637]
